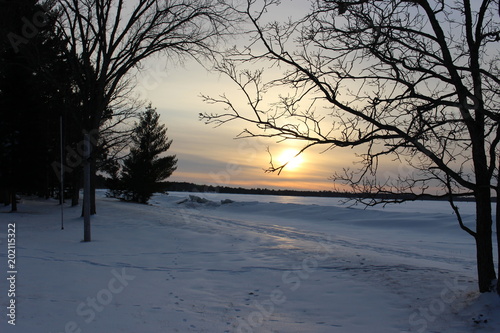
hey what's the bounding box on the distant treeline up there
[163,181,478,202]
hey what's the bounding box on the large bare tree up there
[201,0,500,293]
[55,0,236,216]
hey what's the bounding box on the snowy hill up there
[0,191,498,333]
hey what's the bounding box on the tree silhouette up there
[0,0,77,210]
[201,0,500,293]
[118,105,177,204]
[55,0,236,214]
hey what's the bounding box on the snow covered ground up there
[0,191,499,333]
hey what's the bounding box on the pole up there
[60,116,64,230]
[83,133,91,242]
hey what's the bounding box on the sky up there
[124,1,349,191]
[134,57,352,191]
[128,0,417,192]
[127,0,462,193]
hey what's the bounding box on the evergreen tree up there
[0,0,77,209]
[119,105,177,204]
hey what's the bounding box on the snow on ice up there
[0,191,499,332]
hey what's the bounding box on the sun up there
[276,149,304,170]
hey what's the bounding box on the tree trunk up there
[44,167,50,199]
[71,185,79,207]
[496,180,500,295]
[497,209,500,295]
[83,143,91,241]
[475,186,496,292]
[91,158,96,215]
[2,189,10,206]
[10,189,17,212]
[71,170,80,207]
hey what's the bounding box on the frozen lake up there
[167,191,479,215]
[0,191,497,333]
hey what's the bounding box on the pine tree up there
[0,0,77,209]
[119,105,177,204]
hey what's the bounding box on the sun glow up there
[276,149,304,171]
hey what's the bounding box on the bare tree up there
[98,92,142,165]
[201,0,500,293]
[55,0,236,215]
